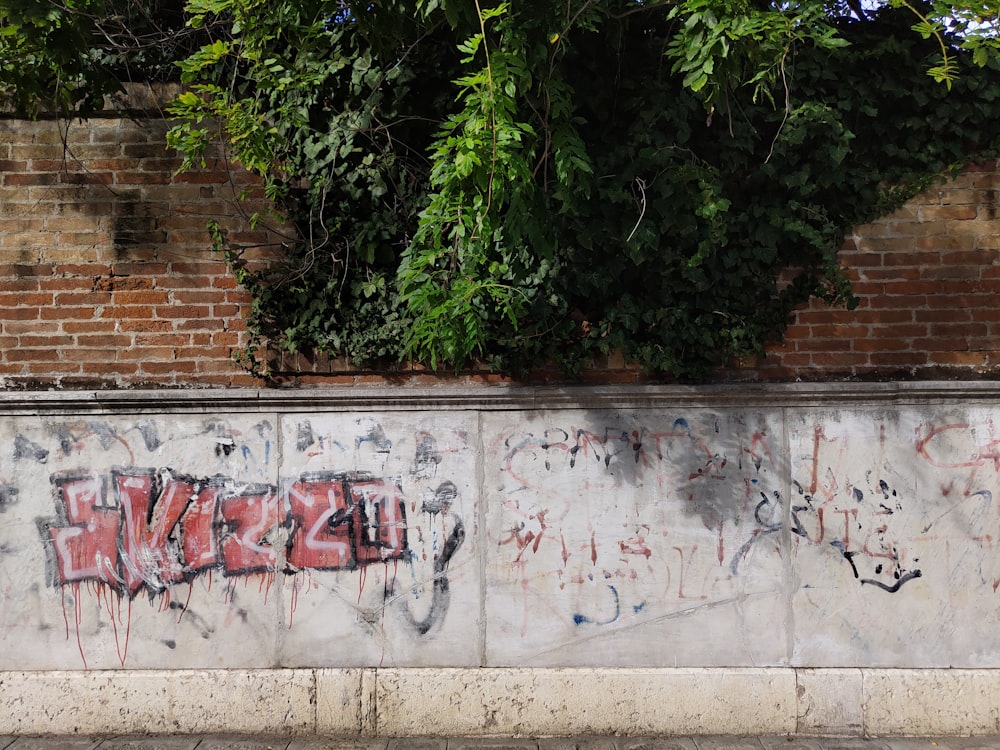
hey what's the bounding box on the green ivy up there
[4,1,999,378]
[172,1,1000,378]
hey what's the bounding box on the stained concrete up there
[1,385,999,736]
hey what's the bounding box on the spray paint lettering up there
[40,468,414,597]
[39,467,462,664]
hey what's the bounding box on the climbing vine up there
[3,0,1000,377]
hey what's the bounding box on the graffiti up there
[0,481,17,512]
[492,419,780,641]
[726,423,924,592]
[9,406,1000,671]
[917,421,1000,471]
[402,481,465,634]
[497,414,950,657]
[14,434,49,463]
[39,466,462,634]
[41,468,412,591]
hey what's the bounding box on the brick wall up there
[0,114,273,388]
[755,164,1000,381]
[1,109,997,388]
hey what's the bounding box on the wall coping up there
[3,667,1000,737]
[1,380,998,415]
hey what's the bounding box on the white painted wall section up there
[0,384,998,736]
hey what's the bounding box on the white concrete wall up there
[1,384,998,736]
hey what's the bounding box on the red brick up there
[113,290,170,305]
[5,348,60,361]
[172,291,226,304]
[765,351,812,367]
[914,308,972,322]
[798,356,867,371]
[0,292,53,306]
[118,347,177,360]
[39,306,95,320]
[76,334,133,347]
[176,318,224,331]
[134,333,189,346]
[176,346,229,360]
[867,294,927,309]
[3,172,60,186]
[18,335,74,347]
[153,276,213,291]
[172,171,229,185]
[210,332,242,347]
[966,337,997,351]
[880,252,941,267]
[94,276,153,292]
[940,250,999,265]
[848,282,884,296]
[867,324,928,338]
[0,264,53,277]
[792,310,868,326]
[140,360,197,374]
[940,280,1000,294]
[852,338,911,352]
[118,320,173,332]
[62,172,115,186]
[72,348,124,362]
[866,352,930,367]
[928,351,989,365]
[54,291,111,306]
[924,295,991,310]
[212,276,239,290]
[913,337,976,351]
[881,281,942,295]
[971,308,1000,322]
[40,278,94,291]
[807,324,868,338]
[62,320,116,333]
[861,267,922,281]
[155,304,211,319]
[110,262,169,276]
[794,338,855,352]
[928,322,989,337]
[170,262,229,276]
[101,305,154,319]
[115,172,171,185]
[54,263,112,276]
[80,362,140,376]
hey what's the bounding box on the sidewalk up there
[2,737,998,750]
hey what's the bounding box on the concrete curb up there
[2,669,999,738]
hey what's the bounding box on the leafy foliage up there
[3,0,1000,377]
[0,0,208,115]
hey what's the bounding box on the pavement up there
[2,738,1000,750]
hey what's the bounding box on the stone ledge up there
[1,381,1000,416]
[2,669,999,738]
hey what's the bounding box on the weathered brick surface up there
[0,116,270,388]
[750,164,1000,382]
[1,111,998,387]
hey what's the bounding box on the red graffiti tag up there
[42,469,408,599]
